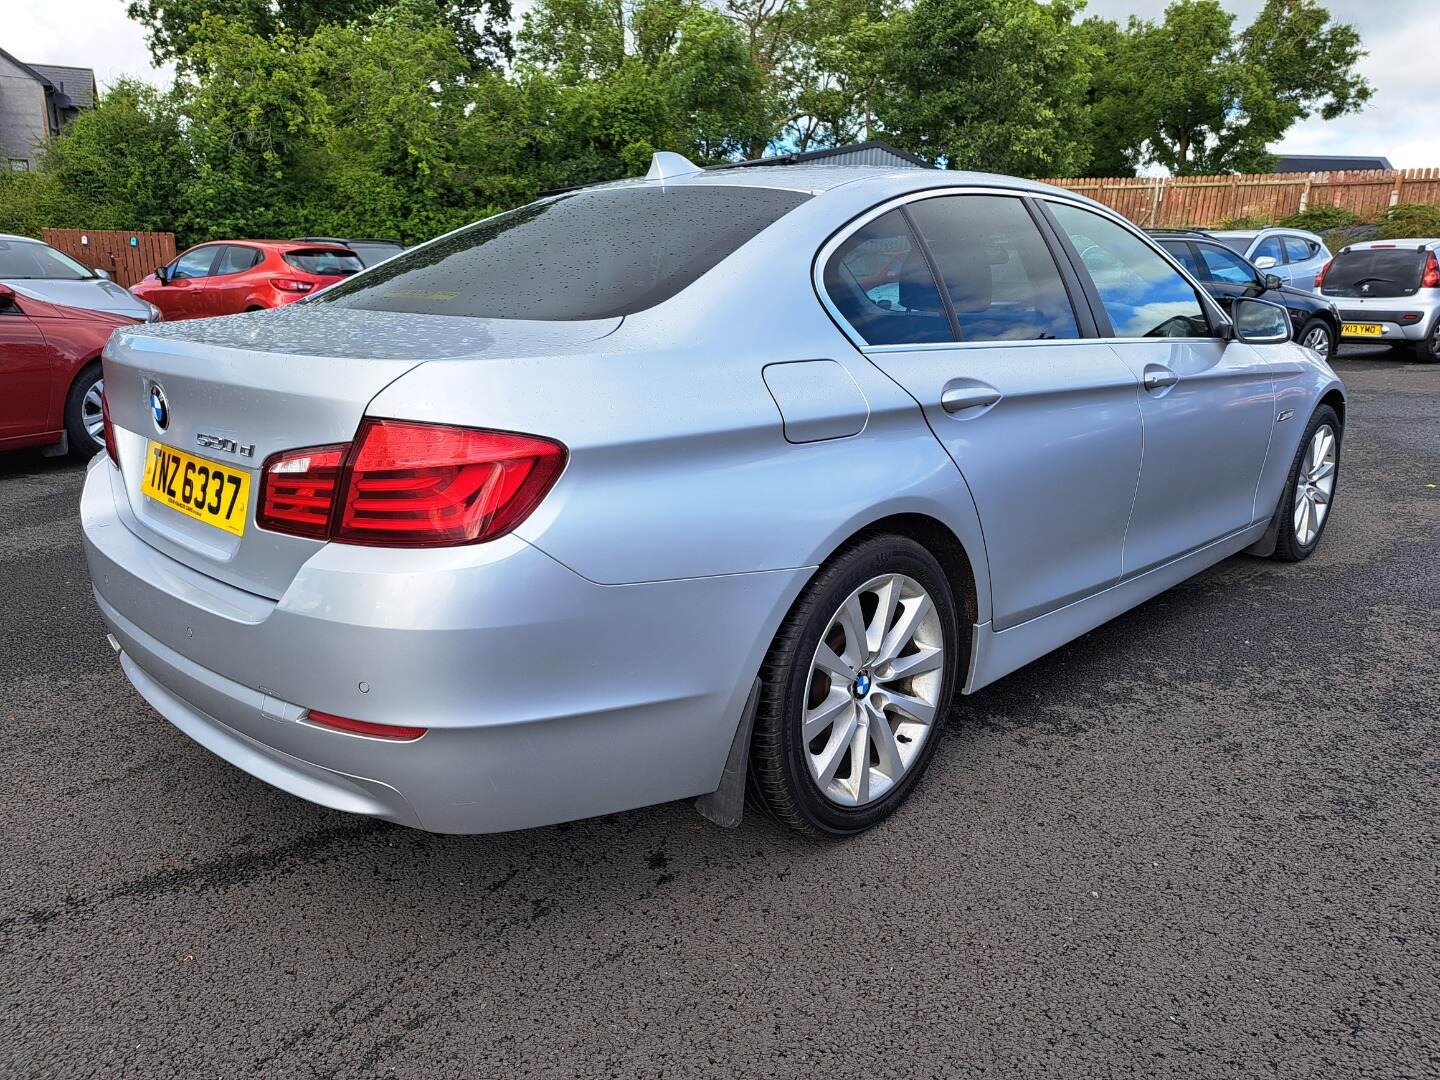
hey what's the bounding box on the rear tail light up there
[270,277,315,293]
[1315,259,1332,289]
[305,710,427,741]
[101,387,118,466]
[1422,253,1440,289]
[257,420,567,547]
[257,444,347,538]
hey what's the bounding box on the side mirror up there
[1233,298,1292,345]
[93,268,111,280]
[1253,255,1278,270]
[1263,273,1283,290]
[154,265,170,285]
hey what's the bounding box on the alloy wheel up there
[803,573,944,807]
[1301,324,1331,357]
[82,378,105,443]
[1293,423,1337,547]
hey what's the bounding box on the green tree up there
[873,0,1095,176]
[125,0,514,70]
[1085,0,1372,176]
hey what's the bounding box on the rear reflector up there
[305,710,427,741]
[101,387,118,466]
[257,420,566,547]
[257,444,347,539]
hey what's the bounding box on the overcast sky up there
[9,0,1439,169]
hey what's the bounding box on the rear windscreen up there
[308,185,812,320]
[1321,248,1427,297]
[284,250,364,276]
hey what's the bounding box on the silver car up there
[1318,238,1440,361]
[1210,228,1332,292]
[82,156,1347,837]
[0,233,160,321]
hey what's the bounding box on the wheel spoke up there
[837,594,870,667]
[850,718,870,803]
[813,642,853,682]
[866,576,900,658]
[1309,485,1329,506]
[804,692,854,743]
[876,593,932,666]
[881,645,943,683]
[868,706,904,779]
[884,689,936,727]
[1309,460,1335,484]
[813,708,859,786]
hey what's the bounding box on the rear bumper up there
[1334,307,1433,342]
[82,455,807,833]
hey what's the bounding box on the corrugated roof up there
[1272,154,1393,173]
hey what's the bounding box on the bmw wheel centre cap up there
[148,382,169,432]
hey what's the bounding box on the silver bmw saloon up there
[82,154,1346,837]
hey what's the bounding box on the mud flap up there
[1244,494,1283,558]
[694,678,760,829]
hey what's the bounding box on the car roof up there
[293,236,403,245]
[186,239,354,252]
[0,232,46,244]
[1339,238,1440,251]
[572,162,1115,215]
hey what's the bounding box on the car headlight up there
[143,301,163,322]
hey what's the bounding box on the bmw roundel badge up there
[148,382,170,432]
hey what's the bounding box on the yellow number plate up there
[1342,322,1383,337]
[141,441,251,536]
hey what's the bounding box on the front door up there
[0,304,58,443]
[1044,202,1277,577]
[822,194,1144,629]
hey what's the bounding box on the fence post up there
[1391,172,1404,208]
[1299,177,1311,213]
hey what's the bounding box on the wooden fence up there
[41,229,177,289]
[1044,168,1440,229]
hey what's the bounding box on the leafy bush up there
[1376,202,1440,240]
[1279,205,1362,231]
[1322,224,1379,251]
[1217,214,1270,229]
[0,172,47,238]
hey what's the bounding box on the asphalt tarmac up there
[2,349,1437,1079]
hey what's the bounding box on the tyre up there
[748,534,963,836]
[1271,405,1341,563]
[1410,318,1440,363]
[63,364,105,458]
[1297,318,1335,360]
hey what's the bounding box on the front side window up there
[822,209,951,346]
[171,247,218,280]
[312,185,811,320]
[1048,202,1212,339]
[1198,243,1260,286]
[907,195,1080,342]
[1252,236,1284,264]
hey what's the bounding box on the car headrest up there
[897,251,942,314]
[935,249,992,313]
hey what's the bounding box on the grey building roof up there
[1272,153,1394,173]
[28,64,96,109]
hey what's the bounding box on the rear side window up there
[907,195,1079,342]
[1198,243,1259,286]
[1283,236,1314,262]
[312,186,810,320]
[1216,234,1254,255]
[1321,248,1428,297]
[1158,240,1205,278]
[1048,203,1212,339]
[214,245,261,276]
[284,249,363,277]
[822,210,950,345]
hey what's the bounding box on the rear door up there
[1282,235,1318,290]
[206,245,263,316]
[1043,201,1276,576]
[824,193,1143,629]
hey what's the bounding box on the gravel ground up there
[2,348,1437,1079]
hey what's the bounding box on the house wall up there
[0,52,49,171]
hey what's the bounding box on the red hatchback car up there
[1,283,138,458]
[130,240,363,321]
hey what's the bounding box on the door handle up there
[1142,367,1179,391]
[940,385,1002,414]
